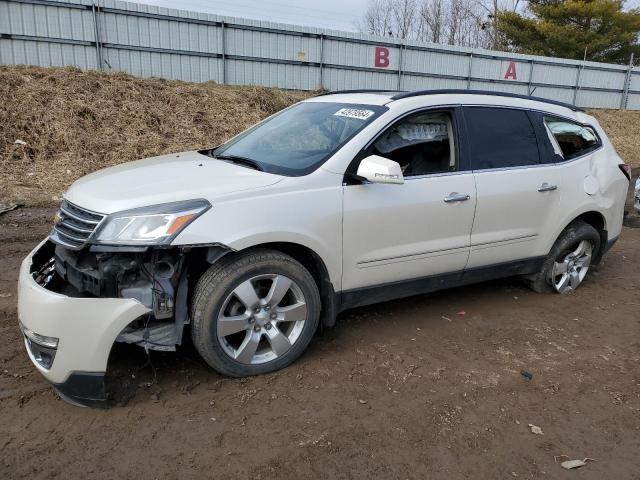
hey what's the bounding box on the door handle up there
[444,193,471,203]
[538,182,558,192]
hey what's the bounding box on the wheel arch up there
[554,210,608,264]
[181,239,339,327]
[238,242,338,327]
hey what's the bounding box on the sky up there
[136,0,370,31]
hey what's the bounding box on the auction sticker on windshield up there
[334,108,375,120]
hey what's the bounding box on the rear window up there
[544,117,600,160]
[464,107,540,170]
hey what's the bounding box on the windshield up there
[210,102,387,176]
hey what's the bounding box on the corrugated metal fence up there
[1,0,639,109]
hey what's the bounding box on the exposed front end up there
[18,239,151,406]
[18,199,216,407]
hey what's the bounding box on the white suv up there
[18,90,630,406]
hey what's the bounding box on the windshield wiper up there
[214,154,264,171]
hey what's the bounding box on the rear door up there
[463,106,563,268]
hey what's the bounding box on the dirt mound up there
[1,65,638,205]
[0,66,311,205]
[587,108,640,167]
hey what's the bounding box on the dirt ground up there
[0,202,639,480]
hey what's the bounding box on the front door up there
[342,108,476,291]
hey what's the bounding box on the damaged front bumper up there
[18,239,151,407]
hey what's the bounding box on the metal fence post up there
[221,21,226,85]
[397,43,404,90]
[572,64,583,106]
[527,59,534,95]
[91,1,103,71]
[319,33,324,90]
[467,53,473,89]
[620,53,634,110]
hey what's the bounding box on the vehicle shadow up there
[105,275,527,406]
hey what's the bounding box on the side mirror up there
[356,155,404,185]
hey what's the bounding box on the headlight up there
[93,199,211,245]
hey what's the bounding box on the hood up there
[64,151,284,214]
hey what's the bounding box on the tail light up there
[619,164,632,181]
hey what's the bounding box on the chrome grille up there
[50,200,105,250]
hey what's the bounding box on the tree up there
[496,0,640,63]
[472,0,523,49]
[360,0,396,37]
[419,0,446,43]
[392,0,419,39]
[357,0,523,49]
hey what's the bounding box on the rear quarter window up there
[544,117,601,160]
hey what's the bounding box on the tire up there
[525,220,601,294]
[191,248,321,377]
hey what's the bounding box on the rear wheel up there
[525,220,601,294]
[548,239,593,293]
[191,249,320,377]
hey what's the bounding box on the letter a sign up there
[504,61,517,80]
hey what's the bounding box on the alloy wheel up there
[216,274,307,364]
[548,240,593,293]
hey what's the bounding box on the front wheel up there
[191,249,321,377]
[525,220,601,294]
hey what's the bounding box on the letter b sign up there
[374,47,390,68]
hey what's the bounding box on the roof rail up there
[390,89,584,112]
[316,89,404,96]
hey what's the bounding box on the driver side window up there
[372,111,456,177]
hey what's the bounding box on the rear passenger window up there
[465,107,540,170]
[544,117,600,160]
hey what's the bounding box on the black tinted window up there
[465,107,540,170]
[372,111,455,176]
[544,117,600,160]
